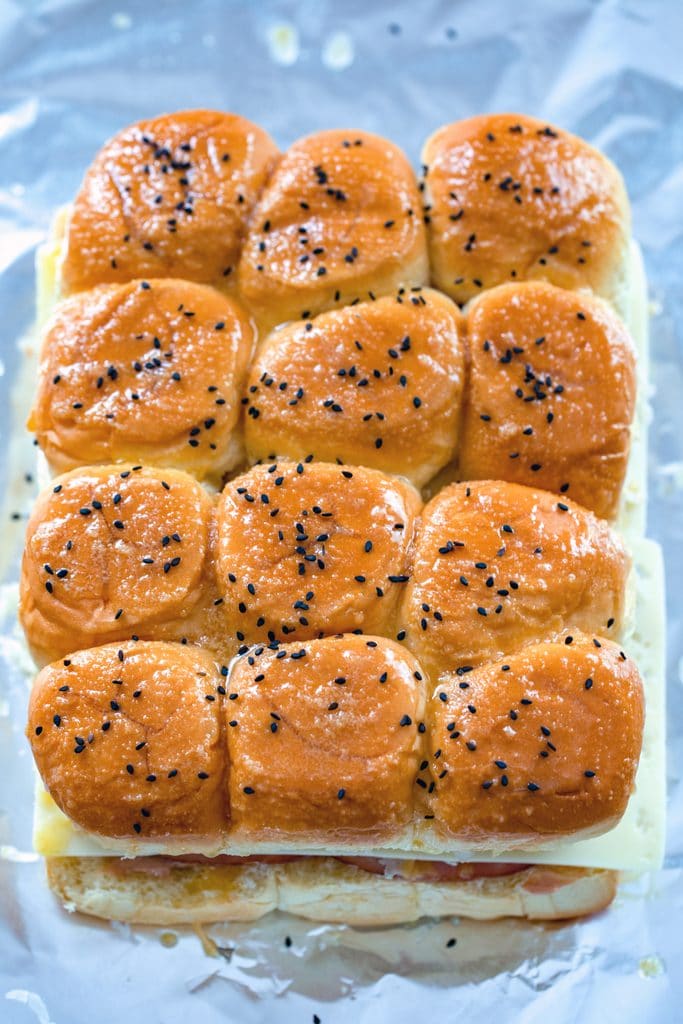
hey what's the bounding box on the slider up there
[30,278,255,483]
[215,460,422,645]
[237,129,428,330]
[458,281,636,519]
[243,288,465,488]
[422,113,630,316]
[20,464,223,665]
[60,110,279,295]
[399,480,628,676]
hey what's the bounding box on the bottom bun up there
[46,856,617,925]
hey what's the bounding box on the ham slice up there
[118,852,530,884]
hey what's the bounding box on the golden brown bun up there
[215,461,422,646]
[29,279,255,483]
[61,110,279,294]
[425,635,643,843]
[237,129,428,331]
[28,641,227,840]
[47,856,617,924]
[20,465,224,664]
[422,114,630,312]
[398,480,628,676]
[226,635,426,842]
[458,282,636,519]
[243,289,465,488]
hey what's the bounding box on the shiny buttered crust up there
[237,129,428,330]
[243,289,465,488]
[215,460,422,646]
[425,636,644,843]
[28,642,228,840]
[459,282,636,519]
[422,113,630,314]
[28,635,643,849]
[19,464,224,665]
[46,857,618,924]
[61,110,279,295]
[399,480,628,676]
[225,635,426,842]
[29,279,255,483]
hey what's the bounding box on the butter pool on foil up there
[1,2,682,1023]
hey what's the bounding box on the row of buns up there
[56,111,631,322]
[28,632,643,851]
[20,463,628,668]
[31,279,636,517]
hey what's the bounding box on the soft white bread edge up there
[46,856,617,925]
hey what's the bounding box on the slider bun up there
[237,129,428,331]
[61,110,279,295]
[29,279,255,483]
[226,634,426,843]
[422,113,630,314]
[425,635,644,844]
[215,461,422,645]
[20,465,222,664]
[243,289,465,488]
[47,856,617,924]
[458,282,636,519]
[398,480,628,676]
[28,641,227,840]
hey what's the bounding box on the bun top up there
[61,110,279,294]
[399,480,628,676]
[238,129,428,330]
[226,634,426,841]
[19,464,219,664]
[30,278,255,482]
[28,641,227,840]
[425,634,644,843]
[458,281,636,519]
[215,460,422,646]
[243,288,465,487]
[422,113,630,313]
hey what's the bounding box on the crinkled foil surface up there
[1,1,682,1021]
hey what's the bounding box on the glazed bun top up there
[226,634,426,841]
[30,278,255,483]
[61,110,279,295]
[28,640,227,840]
[238,129,428,330]
[19,464,220,664]
[215,460,422,647]
[425,635,644,844]
[422,113,630,314]
[243,288,465,488]
[399,480,628,677]
[458,281,636,520]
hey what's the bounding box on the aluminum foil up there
[1,1,682,1020]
